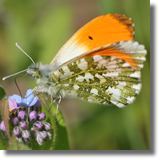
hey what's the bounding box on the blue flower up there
[9,88,41,108]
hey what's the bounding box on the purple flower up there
[29,111,37,122]
[43,122,51,131]
[22,130,30,142]
[38,131,48,139]
[13,127,21,136]
[16,137,23,143]
[33,121,43,130]
[8,88,41,108]
[11,117,19,126]
[38,113,46,121]
[22,130,30,139]
[0,88,52,146]
[19,121,27,129]
[18,111,27,120]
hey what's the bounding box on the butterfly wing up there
[50,14,134,68]
[52,41,146,107]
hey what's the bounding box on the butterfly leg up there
[48,98,56,112]
[48,86,57,111]
[56,96,62,118]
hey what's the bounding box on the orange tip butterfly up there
[3,14,147,108]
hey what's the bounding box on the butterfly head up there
[27,63,55,79]
[27,65,41,79]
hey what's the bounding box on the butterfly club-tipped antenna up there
[15,43,35,65]
[2,43,35,81]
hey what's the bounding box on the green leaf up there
[51,104,66,127]
[37,93,65,127]
[0,85,6,101]
[0,126,9,150]
[0,86,9,149]
[0,97,10,139]
[8,135,31,150]
[37,93,70,150]
[53,122,70,150]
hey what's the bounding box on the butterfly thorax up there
[27,63,61,99]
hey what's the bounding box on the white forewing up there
[50,38,87,68]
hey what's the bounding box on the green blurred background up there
[0,0,150,150]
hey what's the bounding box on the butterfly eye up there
[33,70,40,78]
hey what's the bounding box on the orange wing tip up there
[50,14,136,67]
[110,14,135,38]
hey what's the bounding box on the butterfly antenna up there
[2,43,35,80]
[2,69,27,80]
[15,43,35,65]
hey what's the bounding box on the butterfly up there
[26,14,147,108]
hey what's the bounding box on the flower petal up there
[30,97,41,107]
[8,98,16,110]
[8,94,22,106]
[8,98,20,113]
[25,88,34,105]
[8,96,28,108]
[18,102,29,108]
[8,89,39,109]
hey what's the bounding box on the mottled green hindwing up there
[51,41,146,107]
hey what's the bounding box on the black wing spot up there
[88,36,93,40]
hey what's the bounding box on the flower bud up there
[47,132,52,140]
[43,122,51,131]
[33,121,43,130]
[16,136,23,143]
[0,121,6,131]
[38,113,46,121]
[29,111,37,122]
[18,111,27,120]
[11,117,19,126]
[36,133,43,145]
[19,121,27,129]
[22,130,30,142]
[38,131,48,140]
[13,126,21,136]
[22,130,30,139]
